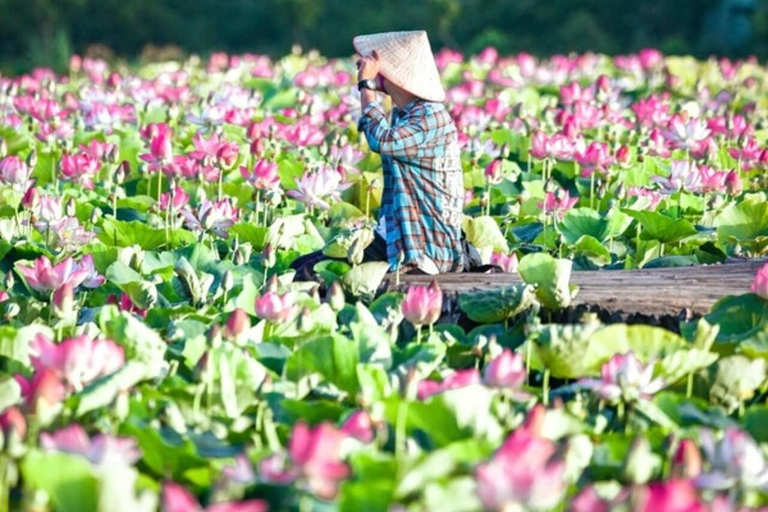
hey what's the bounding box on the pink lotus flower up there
[79,139,116,162]
[15,369,67,412]
[529,131,549,160]
[728,137,762,168]
[140,125,173,172]
[163,481,268,512]
[575,141,614,176]
[402,280,443,328]
[30,334,125,391]
[108,293,147,318]
[225,308,251,338]
[288,166,351,210]
[40,424,139,465]
[16,256,90,294]
[190,132,240,168]
[483,349,528,394]
[159,186,190,211]
[182,199,238,238]
[646,128,672,158]
[632,96,671,128]
[750,263,768,300]
[725,170,742,196]
[80,254,106,288]
[341,410,374,443]
[695,428,768,492]
[475,427,567,511]
[60,153,101,189]
[255,290,297,323]
[637,479,706,512]
[0,407,27,439]
[694,166,729,194]
[484,159,503,184]
[579,352,665,403]
[672,439,703,479]
[540,189,579,218]
[662,115,711,151]
[652,160,701,195]
[418,369,481,400]
[627,186,663,210]
[241,159,280,190]
[0,155,33,193]
[260,422,350,500]
[490,252,518,273]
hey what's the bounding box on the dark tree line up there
[0,0,765,73]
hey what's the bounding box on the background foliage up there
[0,0,767,74]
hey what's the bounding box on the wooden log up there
[390,259,766,316]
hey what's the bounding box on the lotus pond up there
[0,48,768,512]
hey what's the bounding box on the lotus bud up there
[22,187,40,210]
[88,207,101,225]
[0,138,6,158]
[671,438,702,479]
[500,143,510,159]
[236,242,252,265]
[64,197,77,218]
[222,269,234,293]
[347,237,365,266]
[297,306,313,332]
[225,308,250,338]
[4,302,20,320]
[522,403,546,436]
[596,74,611,92]
[484,159,503,184]
[326,281,345,312]
[623,436,657,484]
[5,271,14,290]
[115,161,129,184]
[614,183,626,201]
[264,274,278,294]
[262,243,276,269]
[725,170,742,196]
[0,407,27,441]
[52,282,75,318]
[307,284,320,303]
[26,150,37,170]
[233,249,245,266]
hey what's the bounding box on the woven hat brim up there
[353,31,446,103]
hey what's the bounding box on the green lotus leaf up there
[341,261,391,302]
[22,451,98,512]
[623,209,698,244]
[715,192,768,255]
[571,234,612,266]
[461,215,509,254]
[709,356,767,413]
[518,252,577,310]
[559,207,631,244]
[458,284,536,324]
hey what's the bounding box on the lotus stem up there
[416,327,422,344]
[157,170,163,203]
[395,398,409,468]
[686,372,694,399]
[542,369,550,406]
[526,342,532,385]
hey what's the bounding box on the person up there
[291,31,480,280]
[354,30,465,275]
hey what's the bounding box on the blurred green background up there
[0,0,766,73]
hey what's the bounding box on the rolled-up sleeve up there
[358,102,429,160]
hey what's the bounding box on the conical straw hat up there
[353,30,446,102]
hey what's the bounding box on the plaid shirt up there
[358,98,464,272]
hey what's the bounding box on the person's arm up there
[359,107,428,160]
